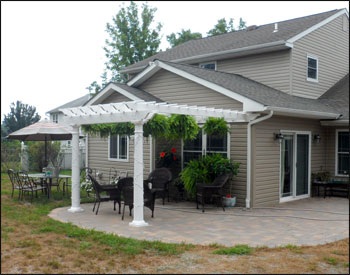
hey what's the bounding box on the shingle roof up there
[122,9,341,72]
[319,74,349,119]
[158,60,341,116]
[47,94,91,113]
[112,83,163,103]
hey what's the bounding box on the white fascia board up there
[287,9,349,43]
[127,62,160,86]
[85,83,141,106]
[266,106,341,119]
[152,60,265,112]
[320,119,349,126]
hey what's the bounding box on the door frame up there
[279,130,311,203]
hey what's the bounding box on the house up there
[47,94,91,168]
[72,9,349,209]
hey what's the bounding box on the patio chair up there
[196,174,229,213]
[145,168,172,205]
[8,169,23,199]
[88,174,120,215]
[121,181,157,220]
[19,172,47,202]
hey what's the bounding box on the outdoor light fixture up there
[314,134,321,143]
[274,133,284,143]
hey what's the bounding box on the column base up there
[68,206,84,213]
[129,220,149,227]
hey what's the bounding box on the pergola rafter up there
[60,100,258,227]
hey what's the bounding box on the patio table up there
[27,173,71,199]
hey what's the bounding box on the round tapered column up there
[129,122,148,227]
[68,125,83,213]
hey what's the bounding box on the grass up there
[1,171,349,274]
[212,244,253,255]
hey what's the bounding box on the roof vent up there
[246,25,258,31]
[273,23,278,33]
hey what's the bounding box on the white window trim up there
[181,125,230,169]
[306,54,318,83]
[108,135,129,162]
[335,129,349,177]
[199,61,217,71]
[52,113,58,123]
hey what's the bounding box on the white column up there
[129,122,148,227]
[68,125,84,213]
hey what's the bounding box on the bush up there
[180,154,240,198]
[27,141,61,172]
[1,140,21,172]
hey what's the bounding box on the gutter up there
[121,40,292,74]
[265,106,340,119]
[246,110,274,209]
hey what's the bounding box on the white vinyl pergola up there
[60,100,258,227]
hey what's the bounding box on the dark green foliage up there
[82,123,135,138]
[167,29,202,48]
[207,17,246,36]
[2,101,41,134]
[143,114,169,138]
[181,154,240,198]
[1,140,21,171]
[27,141,61,172]
[167,114,200,141]
[203,117,229,136]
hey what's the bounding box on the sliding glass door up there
[280,132,310,201]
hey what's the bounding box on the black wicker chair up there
[145,168,172,205]
[88,174,120,215]
[121,181,157,220]
[196,174,229,213]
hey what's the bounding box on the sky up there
[2,1,349,121]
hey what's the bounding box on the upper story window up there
[109,134,129,161]
[307,55,318,82]
[52,113,58,123]
[199,61,216,70]
[336,130,349,176]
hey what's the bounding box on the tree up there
[87,1,163,94]
[3,101,41,134]
[207,17,247,36]
[167,29,202,48]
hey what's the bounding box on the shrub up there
[180,154,240,198]
[1,140,21,171]
[27,141,61,172]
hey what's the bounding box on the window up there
[52,114,58,123]
[109,135,129,161]
[182,128,229,168]
[307,55,318,82]
[336,130,349,176]
[199,62,216,70]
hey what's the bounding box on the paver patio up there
[49,197,349,247]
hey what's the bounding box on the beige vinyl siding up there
[252,116,326,207]
[324,126,349,178]
[217,50,291,94]
[229,123,248,206]
[87,135,151,182]
[138,69,243,110]
[101,92,132,104]
[292,15,349,98]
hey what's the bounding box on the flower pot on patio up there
[223,196,236,208]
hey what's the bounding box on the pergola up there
[60,100,258,227]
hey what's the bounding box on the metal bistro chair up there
[19,172,47,202]
[196,174,229,213]
[8,169,23,199]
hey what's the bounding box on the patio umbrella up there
[6,118,76,167]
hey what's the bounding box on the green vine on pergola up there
[81,114,229,140]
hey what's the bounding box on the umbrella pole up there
[45,136,47,167]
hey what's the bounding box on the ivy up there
[82,123,134,138]
[203,117,229,137]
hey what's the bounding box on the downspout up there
[246,110,273,209]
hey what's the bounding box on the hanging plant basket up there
[167,114,200,141]
[203,117,229,137]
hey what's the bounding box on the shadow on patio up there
[49,197,349,247]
